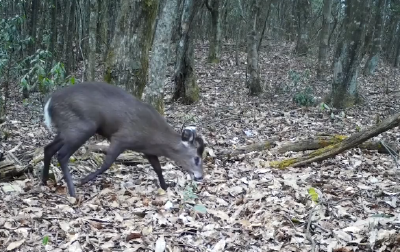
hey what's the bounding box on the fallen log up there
[271,112,400,168]
[0,156,29,182]
[83,144,148,164]
[277,135,396,154]
[217,137,279,158]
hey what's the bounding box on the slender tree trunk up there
[245,0,262,95]
[65,0,76,74]
[100,0,109,60]
[173,0,203,104]
[331,0,368,108]
[394,29,400,67]
[317,0,333,79]
[29,0,39,54]
[36,1,44,49]
[247,30,261,95]
[205,0,222,63]
[49,0,57,51]
[364,0,386,75]
[294,0,311,56]
[88,0,98,81]
[143,0,178,113]
[59,0,68,60]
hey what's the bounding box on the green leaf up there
[307,187,319,203]
[69,76,76,85]
[291,218,303,224]
[193,204,207,214]
[42,236,49,245]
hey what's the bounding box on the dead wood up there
[85,144,146,164]
[0,155,30,182]
[277,136,396,154]
[217,137,279,158]
[271,112,400,168]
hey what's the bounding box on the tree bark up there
[88,0,98,81]
[29,0,39,54]
[294,0,311,56]
[246,30,262,95]
[317,0,333,79]
[364,0,386,75]
[48,0,57,59]
[205,0,222,63]
[104,0,159,98]
[143,0,178,113]
[172,0,203,104]
[65,0,77,74]
[245,0,263,96]
[331,0,368,109]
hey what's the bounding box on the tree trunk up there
[104,0,159,98]
[364,0,385,75]
[58,0,68,61]
[65,0,76,74]
[29,0,39,54]
[172,0,203,104]
[48,0,57,61]
[205,0,222,63]
[99,0,109,61]
[246,30,262,95]
[88,0,98,81]
[294,0,311,56]
[317,0,333,79]
[245,0,262,96]
[331,0,368,109]
[143,0,178,113]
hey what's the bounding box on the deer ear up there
[181,126,197,143]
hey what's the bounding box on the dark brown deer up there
[42,82,205,197]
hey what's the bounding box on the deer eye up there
[194,157,200,166]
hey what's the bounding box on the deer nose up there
[194,176,203,182]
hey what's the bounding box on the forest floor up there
[1,41,400,252]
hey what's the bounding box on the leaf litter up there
[0,42,399,251]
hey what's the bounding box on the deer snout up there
[193,176,203,182]
[191,170,203,182]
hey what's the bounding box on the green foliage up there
[183,182,198,202]
[288,69,311,87]
[193,204,207,214]
[42,236,49,245]
[0,15,31,76]
[293,86,315,107]
[310,0,324,12]
[307,187,319,203]
[0,15,30,53]
[19,49,75,96]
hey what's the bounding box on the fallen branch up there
[271,112,400,168]
[0,155,29,182]
[84,144,147,164]
[217,137,279,158]
[277,135,396,154]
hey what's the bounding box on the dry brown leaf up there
[6,239,25,251]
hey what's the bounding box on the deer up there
[42,82,205,197]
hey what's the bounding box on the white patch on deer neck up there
[182,141,190,148]
[44,98,53,132]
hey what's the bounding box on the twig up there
[7,150,22,166]
[7,142,22,153]
[380,140,399,168]
[305,203,320,252]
